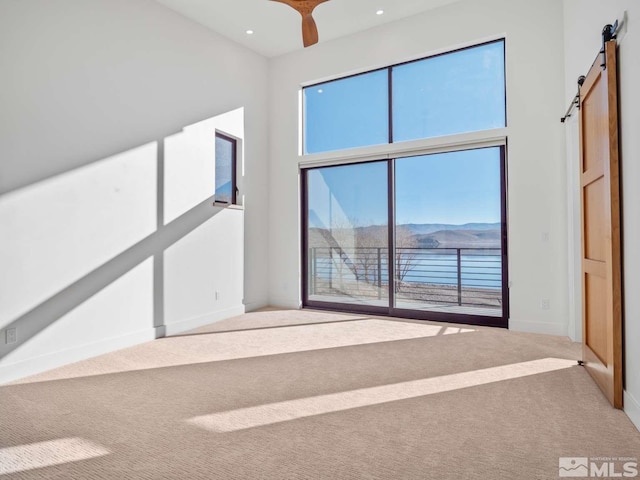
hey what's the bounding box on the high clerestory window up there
[303,39,506,155]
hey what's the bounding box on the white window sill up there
[212,202,244,210]
[298,128,508,169]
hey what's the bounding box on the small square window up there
[215,132,237,204]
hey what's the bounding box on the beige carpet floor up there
[1,308,639,479]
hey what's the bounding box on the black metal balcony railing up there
[308,247,502,309]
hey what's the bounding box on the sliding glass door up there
[304,161,389,309]
[302,146,508,327]
[393,148,505,320]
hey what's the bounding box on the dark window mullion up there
[301,169,309,305]
[388,67,393,144]
[500,145,509,326]
[215,132,237,205]
[387,159,396,310]
[232,138,237,204]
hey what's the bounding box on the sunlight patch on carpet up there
[163,319,475,361]
[0,437,110,475]
[13,319,475,384]
[187,357,576,433]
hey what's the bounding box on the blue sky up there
[308,148,501,228]
[304,40,505,154]
[395,148,501,225]
[305,41,505,228]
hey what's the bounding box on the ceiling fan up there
[270,0,330,48]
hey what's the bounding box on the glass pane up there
[304,70,389,154]
[394,148,503,317]
[215,135,234,203]
[306,162,389,306]
[392,41,505,142]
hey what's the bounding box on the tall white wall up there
[0,0,269,383]
[563,0,640,430]
[268,0,568,335]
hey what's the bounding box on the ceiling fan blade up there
[301,13,319,47]
[270,0,330,48]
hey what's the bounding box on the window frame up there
[300,146,510,328]
[301,38,506,156]
[214,131,238,205]
[298,37,510,327]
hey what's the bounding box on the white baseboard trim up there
[0,306,247,385]
[0,328,157,385]
[509,319,569,337]
[163,305,245,336]
[244,299,269,312]
[624,390,640,433]
[267,297,301,310]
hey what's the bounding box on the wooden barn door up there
[579,39,623,408]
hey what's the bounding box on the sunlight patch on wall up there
[0,437,110,475]
[187,357,576,432]
[0,142,157,329]
[1,258,155,367]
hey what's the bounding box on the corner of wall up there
[624,390,640,433]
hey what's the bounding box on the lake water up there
[403,254,502,289]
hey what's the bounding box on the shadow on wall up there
[0,108,246,378]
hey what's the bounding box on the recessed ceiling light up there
[376,9,384,15]
[317,89,324,94]
[246,29,254,35]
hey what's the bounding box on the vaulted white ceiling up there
[155,0,463,58]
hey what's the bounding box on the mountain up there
[415,229,501,248]
[399,223,500,235]
[308,223,501,249]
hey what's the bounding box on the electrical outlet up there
[540,299,550,310]
[5,328,17,345]
[541,232,550,243]
[215,291,220,300]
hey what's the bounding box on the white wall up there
[268,0,569,335]
[0,0,269,383]
[563,0,640,431]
